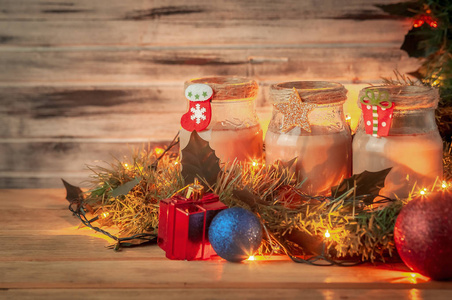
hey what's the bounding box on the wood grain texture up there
[2,289,452,300]
[0,47,417,83]
[0,0,406,22]
[2,289,451,300]
[1,189,452,299]
[0,260,428,288]
[0,20,408,46]
[0,140,178,188]
[0,86,186,138]
[0,0,409,46]
[0,141,166,172]
[0,174,93,189]
[0,235,164,261]
[0,0,420,188]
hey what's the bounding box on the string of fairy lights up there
[66,133,180,250]
[68,203,158,250]
[67,135,451,262]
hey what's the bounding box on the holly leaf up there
[111,176,142,198]
[276,157,297,170]
[181,131,221,189]
[331,168,392,204]
[401,27,440,58]
[61,179,84,206]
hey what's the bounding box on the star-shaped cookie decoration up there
[274,87,316,133]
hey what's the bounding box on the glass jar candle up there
[265,81,352,196]
[180,76,263,163]
[353,85,443,198]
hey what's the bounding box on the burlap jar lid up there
[358,85,439,110]
[185,76,258,101]
[270,81,348,105]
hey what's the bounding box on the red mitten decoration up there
[360,89,394,137]
[181,84,214,132]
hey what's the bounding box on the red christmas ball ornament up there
[394,191,452,280]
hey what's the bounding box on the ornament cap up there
[359,89,392,108]
[185,76,258,102]
[185,84,213,102]
[358,85,439,111]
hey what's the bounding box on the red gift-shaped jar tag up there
[181,83,214,132]
[360,89,394,137]
[157,193,227,260]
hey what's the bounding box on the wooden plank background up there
[0,0,419,188]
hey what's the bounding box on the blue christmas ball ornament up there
[208,207,263,262]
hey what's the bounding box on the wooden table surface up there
[1,189,452,300]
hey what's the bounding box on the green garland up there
[83,149,184,237]
[211,161,403,262]
[72,141,452,261]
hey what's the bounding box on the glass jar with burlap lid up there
[180,76,263,163]
[265,81,351,196]
[353,85,443,198]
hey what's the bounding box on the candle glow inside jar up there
[353,85,443,198]
[265,81,352,196]
[179,77,263,163]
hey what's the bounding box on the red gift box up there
[158,193,227,260]
[360,88,394,137]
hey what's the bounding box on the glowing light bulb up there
[420,188,428,195]
[154,148,165,156]
[430,21,438,28]
[101,212,109,219]
[324,230,330,238]
[442,181,448,189]
[345,115,352,129]
[413,19,424,27]
[174,161,179,165]
[248,256,256,261]
[252,161,258,167]
[123,163,129,169]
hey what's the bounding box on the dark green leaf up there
[278,157,297,170]
[331,168,392,204]
[87,184,110,197]
[401,27,440,58]
[111,176,142,197]
[61,179,84,205]
[181,131,221,189]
